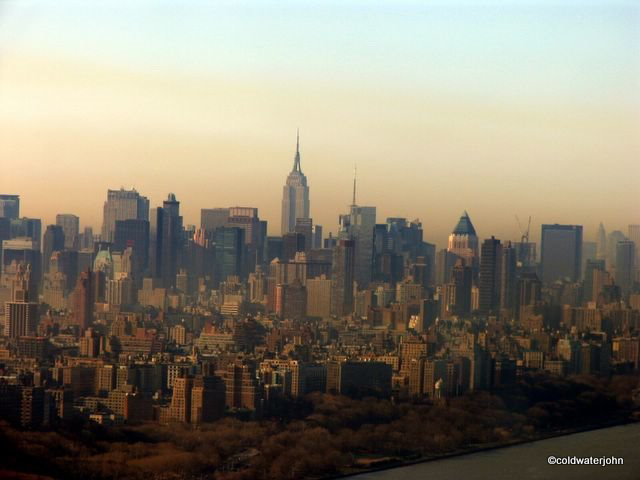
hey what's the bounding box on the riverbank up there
[329,415,639,479]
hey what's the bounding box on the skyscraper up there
[170,375,193,423]
[344,207,376,288]
[149,195,183,288]
[313,224,323,249]
[516,272,541,321]
[214,227,245,284]
[582,241,597,280]
[339,175,376,289]
[4,264,38,338]
[447,211,479,275]
[583,259,606,304]
[160,194,183,288]
[331,239,355,316]
[71,269,94,332]
[479,237,502,314]
[282,232,306,261]
[500,242,517,312]
[281,132,310,235]
[1,238,41,288]
[607,230,626,268]
[540,224,583,285]
[101,188,149,243]
[452,258,472,315]
[0,194,20,219]
[56,214,80,250]
[226,207,264,273]
[436,248,459,285]
[596,222,607,262]
[114,219,150,277]
[628,224,640,274]
[80,226,95,250]
[9,218,42,249]
[200,208,230,235]
[294,217,313,254]
[306,275,332,318]
[42,225,65,274]
[616,240,635,298]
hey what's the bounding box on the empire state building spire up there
[293,128,301,172]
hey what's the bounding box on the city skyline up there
[3,180,638,252]
[0,1,638,247]
[1,3,639,479]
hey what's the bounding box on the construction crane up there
[515,215,531,244]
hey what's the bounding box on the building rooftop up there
[452,211,476,236]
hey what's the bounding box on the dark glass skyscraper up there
[0,194,20,219]
[540,224,583,285]
[331,239,355,316]
[148,194,183,288]
[479,237,502,314]
[214,227,245,284]
[114,219,150,277]
[500,242,517,312]
[160,194,183,288]
[452,259,472,315]
[42,225,65,274]
[616,240,635,297]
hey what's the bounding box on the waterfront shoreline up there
[329,416,639,479]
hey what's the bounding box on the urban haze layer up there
[0,140,639,479]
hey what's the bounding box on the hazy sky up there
[0,0,638,248]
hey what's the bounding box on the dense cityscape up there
[1,1,639,477]
[0,135,639,478]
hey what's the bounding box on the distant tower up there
[500,241,517,312]
[56,214,80,250]
[4,264,38,338]
[331,239,355,316]
[628,225,640,258]
[607,230,626,268]
[338,167,376,288]
[114,219,150,277]
[42,225,65,274]
[0,194,20,219]
[281,131,310,235]
[596,222,607,263]
[447,211,479,276]
[101,188,149,243]
[479,237,502,314]
[451,259,472,315]
[540,224,583,285]
[616,240,635,298]
[160,193,183,288]
[72,269,94,333]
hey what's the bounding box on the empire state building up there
[281,132,310,235]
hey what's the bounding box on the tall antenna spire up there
[352,164,357,206]
[292,128,301,172]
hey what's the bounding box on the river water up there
[350,423,640,480]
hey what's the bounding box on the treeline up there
[1,373,637,480]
